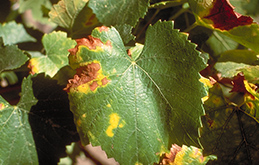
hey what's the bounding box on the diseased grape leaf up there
[200,83,259,164]
[0,37,29,73]
[0,21,36,45]
[189,0,259,53]
[0,76,38,165]
[28,31,76,77]
[157,144,216,164]
[66,21,207,164]
[49,0,100,37]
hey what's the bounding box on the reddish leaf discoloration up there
[0,103,4,110]
[204,0,253,30]
[160,144,182,164]
[230,73,248,94]
[68,35,112,55]
[98,26,109,32]
[101,77,109,86]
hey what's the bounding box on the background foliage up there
[1,0,259,164]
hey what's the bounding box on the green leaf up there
[214,62,249,78]
[205,31,238,58]
[66,21,207,164]
[49,0,100,37]
[0,38,29,73]
[150,0,187,9]
[239,66,259,84]
[114,24,135,44]
[88,0,150,27]
[49,0,89,29]
[0,21,36,45]
[18,0,54,26]
[0,75,38,164]
[200,83,259,164]
[218,49,259,65]
[28,31,76,77]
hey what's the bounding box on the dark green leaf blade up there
[0,21,36,45]
[0,38,29,73]
[88,0,150,27]
[28,31,76,77]
[0,76,38,164]
[66,21,207,164]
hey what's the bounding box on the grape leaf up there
[28,31,76,77]
[217,49,259,65]
[0,21,36,45]
[0,38,29,73]
[189,0,259,53]
[239,66,259,84]
[157,144,216,164]
[0,76,38,165]
[66,21,207,164]
[88,0,150,27]
[204,31,238,58]
[18,0,54,27]
[200,83,259,164]
[49,0,100,37]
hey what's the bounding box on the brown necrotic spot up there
[68,34,112,56]
[64,62,110,93]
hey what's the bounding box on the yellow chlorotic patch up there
[82,113,86,118]
[202,96,209,103]
[76,61,110,94]
[106,113,125,137]
[199,77,213,88]
[119,120,126,128]
[107,104,111,108]
[29,58,39,74]
[135,162,143,165]
[88,131,96,141]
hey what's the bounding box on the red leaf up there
[204,0,253,30]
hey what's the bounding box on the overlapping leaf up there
[189,0,259,53]
[0,38,28,73]
[0,76,38,165]
[66,21,207,164]
[158,144,216,164]
[0,21,36,45]
[200,83,259,164]
[28,31,76,77]
[88,0,150,43]
[88,0,150,27]
[18,0,55,27]
[49,0,100,37]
